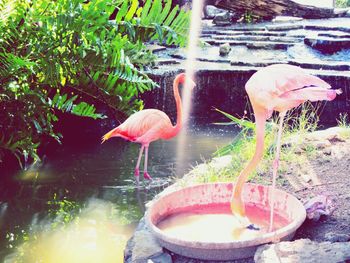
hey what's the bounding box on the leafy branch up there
[0,0,190,166]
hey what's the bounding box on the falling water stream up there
[176,0,204,176]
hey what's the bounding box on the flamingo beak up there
[101,131,112,144]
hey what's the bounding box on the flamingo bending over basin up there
[230,64,341,230]
[102,73,195,182]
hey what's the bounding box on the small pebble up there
[219,43,231,56]
[247,224,260,231]
[324,232,350,242]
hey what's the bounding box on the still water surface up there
[0,124,234,261]
[158,204,289,242]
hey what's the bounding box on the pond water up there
[0,124,234,261]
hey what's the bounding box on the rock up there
[149,252,172,263]
[313,141,332,150]
[265,24,303,31]
[147,44,167,53]
[328,135,346,144]
[294,147,304,154]
[322,148,332,156]
[246,31,287,36]
[304,25,350,33]
[245,41,293,50]
[288,60,350,71]
[204,5,226,19]
[230,60,278,68]
[305,127,347,143]
[304,36,350,54]
[124,219,163,263]
[318,31,350,39]
[213,12,232,26]
[205,39,294,50]
[219,43,231,56]
[304,195,335,222]
[300,173,311,183]
[254,239,350,263]
[157,59,181,66]
[273,16,303,22]
[324,232,350,242]
[131,230,163,262]
[212,35,297,43]
[334,8,350,16]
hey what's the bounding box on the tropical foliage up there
[335,0,350,7]
[0,0,190,166]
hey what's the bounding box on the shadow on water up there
[0,122,234,262]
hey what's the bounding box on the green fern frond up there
[71,102,105,119]
[0,52,35,77]
[112,0,190,47]
[158,0,172,24]
[125,0,138,21]
[51,92,105,119]
[0,0,19,24]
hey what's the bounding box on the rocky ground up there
[276,128,350,242]
[124,127,350,263]
[250,127,350,262]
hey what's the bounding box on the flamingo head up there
[176,73,196,90]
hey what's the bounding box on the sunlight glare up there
[176,0,203,176]
[8,200,133,263]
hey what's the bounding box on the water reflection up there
[4,199,133,263]
[0,125,233,261]
[15,125,232,185]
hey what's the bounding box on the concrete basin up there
[146,182,306,261]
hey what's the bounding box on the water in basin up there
[157,203,290,242]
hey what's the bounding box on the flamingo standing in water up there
[230,64,341,230]
[102,73,195,182]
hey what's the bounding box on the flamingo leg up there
[269,111,286,232]
[143,146,152,180]
[134,145,145,183]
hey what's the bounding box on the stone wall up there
[144,69,350,126]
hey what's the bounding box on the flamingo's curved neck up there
[167,75,184,138]
[233,111,266,198]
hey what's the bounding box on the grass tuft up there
[189,102,323,184]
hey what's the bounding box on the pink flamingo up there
[230,64,341,229]
[101,73,195,182]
